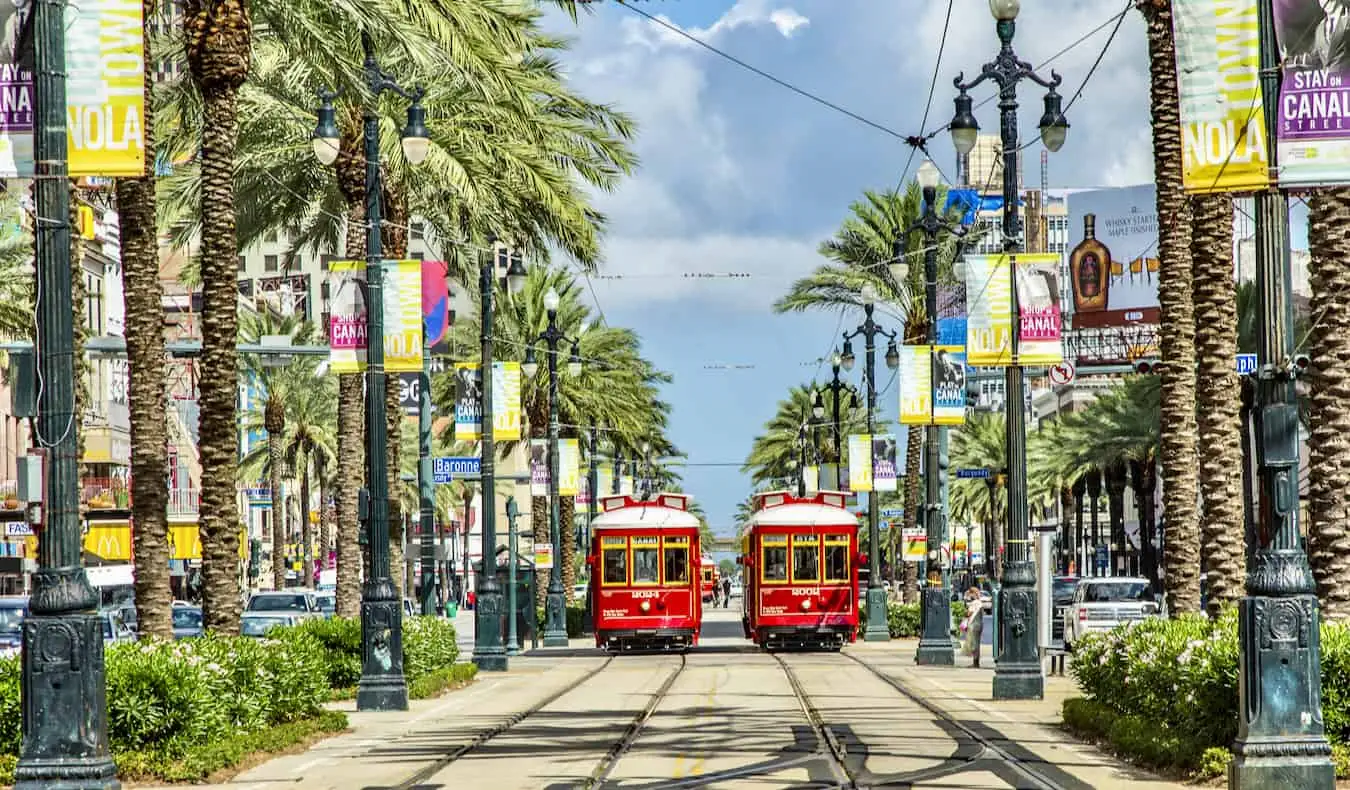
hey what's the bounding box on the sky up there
[537,0,1310,537]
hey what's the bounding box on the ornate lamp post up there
[581,423,602,635]
[813,352,859,486]
[312,32,432,711]
[840,283,901,642]
[909,159,965,666]
[522,288,583,647]
[1228,0,1334,784]
[949,0,1069,701]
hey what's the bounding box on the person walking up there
[962,587,985,668]
[721,576,732,608]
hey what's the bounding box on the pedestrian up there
[721,576,731,608]
[962,586,985,668]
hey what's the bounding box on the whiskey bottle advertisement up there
[1064,184,1161,329]
[1069,213,1110,313]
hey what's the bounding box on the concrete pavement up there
[130,602,1189,789]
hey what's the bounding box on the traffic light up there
[1133,358,1160,375]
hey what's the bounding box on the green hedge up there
[857,601,970,639]
[535,604,588,639]
[0,614,468,784]
[1067,610,1350,778]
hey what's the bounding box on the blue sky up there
[539,0,1311,538]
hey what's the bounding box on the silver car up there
[245,591,322,620]
[240,613,301,638]
[1062,576,1160,649]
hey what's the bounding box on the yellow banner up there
[383,260,424,373]
[558,439,581,496]
[596,463,614,500]
[451,362,522,441]
[899,345,931,425]
[84,520,131,561]
[1172,0,1269,193]
[965,254,1063,367]
[847,434,872,493]
[66,0,146,176]
[169,525,202,560]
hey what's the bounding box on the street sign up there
[956,468,990,479]
[433,456,481,484]
[1095,545,1108,570]
[1048,361,1076,387]
[1236,353,1257,375]
[881,508,904,518]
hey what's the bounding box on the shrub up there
[290,617,361,689]
[403,616,459,681]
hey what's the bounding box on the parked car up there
[172,606,204,640]
[0,596,26,656]
[572,584,587,602]
[1051,575,1080,644]
[1062,576,1159,649]
[240,613,301,638]
[100,608,135,644]
[245,591,322,619]
[315,593,336,618]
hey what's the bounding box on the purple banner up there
[1274,0,1350,184]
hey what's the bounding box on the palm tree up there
[742,383,866,489]
[280,373,338,586]
[1138,0,1200,616]
[1306,188,1350,621]
[950,412,1007,579]
[776,181,964,601]
[1189,194,1243,615]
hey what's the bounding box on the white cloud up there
[547,0,1155,307]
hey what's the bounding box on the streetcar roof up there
[745,490,858,529]
[591,498,701,530]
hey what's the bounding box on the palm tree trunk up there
[183,0,250,634]
[116,24,171,636]
[1191,193,1244,615]
[269,434,285,590]
[334,120,366,618]
[301,457,314,586]
[319,475,332,570]
[561,494,576,594]
[901,425,921,603]
[69,186,90,469]
[1306,188,1350,621]
[1140,0,1200,615]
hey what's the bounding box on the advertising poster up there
[529,439,548,497]
[871,434,898,492]
[1270,0,1350,185]
[964,254,1013,366]
[1171,0,1269,193]
[596,463,614,500]
[558,439,581,496]
[932,346,968,425]
[803,465,819,494]
[421,260,453,357]
[576,474,590,506]
[1066,185,1160,329]
[328,260,366,374]
[898,345,930,425]
[819,463,840,492]
[383,260,424,373]
[451,362,522,441]
[1013,256,1064,365]
[619,474,634,496]
[900,346,969,426]
[533,542,553,570]
[847,434,873,493]
[902,528,927,562]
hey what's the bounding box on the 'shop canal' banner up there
[0,0,147,177]
[1171,0,1270,192]
[326,260,424,373]
[847,434,872,493]
[451,362,522,441]
[328,260,366,373]
[530,440,548,497]
[964,254,1063,367]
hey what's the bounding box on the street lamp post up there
[814,353,859,488]
[840,283,901,642]
[15,0,118,779]
[418,333,436,617]
[1228,0,1335,783]
[523,288,583,647]
[910,159,963,666]
[582,425,601,635]
[312,32,433,710]
[950,0,1069,701]
[796,423,809,497]
[506,496,521,656]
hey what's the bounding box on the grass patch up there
[114,709,349,784]
[409,662,478,700]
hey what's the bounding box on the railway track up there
[772,652,858,789]
[582,653,689,789]
[387,656,616,790]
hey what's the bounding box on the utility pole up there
[15,0,119,782]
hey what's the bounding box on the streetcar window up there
[632,537,660,585]
[662,537,690,584]
[824,534,850,582]
[761,535,788,583]
[602,537,628,585]
[792,535,820,583]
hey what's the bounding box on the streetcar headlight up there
[801,599,812,611]
[640,600,651,612]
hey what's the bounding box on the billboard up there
[1065,184,1160,329]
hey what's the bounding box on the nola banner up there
[964,254,1063,367]
[871,434,897,492]
[0,0,147,177]
[451,362,522,441]
[1171,0,1269,193]
[847,434,873,493]
[899,345,968,425]
[529,440,548,497]
[558,439,581,496]
[819,463,840,492]
[596,463,614,500]
[327,260,424,373]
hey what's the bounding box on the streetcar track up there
[772,652,858,789]
[582,653,689,790]
[387,656,615,790]
[843,652,1079,790]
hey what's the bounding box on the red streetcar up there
[586,493,703,653]
[739,490,860,651]
[700,556,719,603]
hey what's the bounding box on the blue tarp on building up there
[943,190,1026,225]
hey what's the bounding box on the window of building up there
[264,230,278,243]
[761,534,788,583]
[236,255,245,272]
[631,536,659,585]
[411,221,424,240]
[601,536,627,585]
[264,255,278,273]
[791,535,820,583]
[824,534,850,582]
[85,272,102,334]
[320,255,334,271]
[662,536,689,585]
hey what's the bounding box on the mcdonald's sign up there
[84,520,131,561]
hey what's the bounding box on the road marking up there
[292,757,324,775]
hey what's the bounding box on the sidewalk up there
[849,639,1190,789]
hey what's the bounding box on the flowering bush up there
[291,615,460,690]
